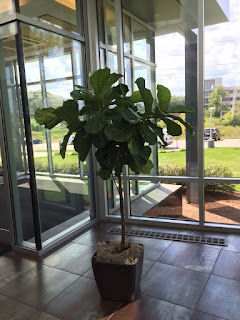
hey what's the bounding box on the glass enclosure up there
[0,0,239,254]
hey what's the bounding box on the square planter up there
[92,244,144,302]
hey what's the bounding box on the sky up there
[155,0,240,96]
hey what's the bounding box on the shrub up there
[158,163,235,193]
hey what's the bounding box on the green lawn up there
[158,147,240,177]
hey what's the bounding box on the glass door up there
[0,114,11,244]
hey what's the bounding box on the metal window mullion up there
[15,21,42,250]
[198,0,205,227]
[114,0,130,222]
[13,61,28,174]
[84,0,107,221]
[39,55,54,175]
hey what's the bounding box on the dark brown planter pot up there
[92,244,144,302]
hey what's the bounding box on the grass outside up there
[34,147,240,177]
[158,147,240,177]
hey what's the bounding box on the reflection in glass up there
[123,14,131,54]
[100,48,106,68]
[0,27,36,246]
[105,2,117,48]
[19,0,82,35]
[132,20,154,62]
[97,0,105,44]
[20,23,94,244]
[134,61,151,89]
[124,57,132,94]
[108,51,118,73]
[0,0,13,16]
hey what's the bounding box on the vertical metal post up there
[15,22,42,250]
[198,0,205,226]
[39,55,54,175]
[84,0,108,221]
[115,0,131,220]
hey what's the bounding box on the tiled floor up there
[0,223,240,319]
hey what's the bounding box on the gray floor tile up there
[159,242,220,273]
[197,275,240,320]
[213,250,240,280]
[0,265,79,309]
[141,262,209,308]
[44,243,96,275]
[0,294,37,320]
[110,293,193,320]
[44,277,121,320]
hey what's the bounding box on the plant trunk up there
[118,175,125,252]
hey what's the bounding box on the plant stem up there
[118,175,125,252]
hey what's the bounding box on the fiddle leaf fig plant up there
[35,67,194,252]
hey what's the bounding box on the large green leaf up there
[169,114,194,135]
[97,168,112,180]
[56,100,79,126]
[128,135,140,156]
[139,123,157,145]
[138,159,154,174]
[157,85,171,111]
[131,91,143,103]
[92,132,108,148]
[84,111,106,134]
[148,122,167,146]
[133,146,151,167]
[89,67,122,96]
[34,107,62,129]
[163,118,182,136]
[73,131,92,162]
[70,90,96,103]
[105,122,134,142]
[166,105,194,114]
[60,131,73,159]
[135,78,153,116]
[120,106,140,124]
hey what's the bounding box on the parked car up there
[157,128,173,148]
[32,138,42,144]
[204,128,221,141]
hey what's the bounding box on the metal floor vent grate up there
[108,228,227,246]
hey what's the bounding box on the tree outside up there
[208,85,228,117]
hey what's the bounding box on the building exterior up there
[204,78,222,109]
[0,0,237,258]
[222,86,240,109]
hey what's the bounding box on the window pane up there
[21,24,95,245]
[204,183,240,225]
[204,0,240,178]
[108,51,118,73]
[105,2,117,49]
[123,14,131,54]
[132,20,154,62]
[0,23,36,247]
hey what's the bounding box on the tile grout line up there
[193,246,223,312]
[140,292,229,320]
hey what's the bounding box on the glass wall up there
[0,1,96,251]
[19,23,95,244]
[204,0,240,225]
[120,0,200,221]
[0,22,36,247]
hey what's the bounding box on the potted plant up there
[35,67,193,301]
